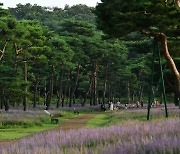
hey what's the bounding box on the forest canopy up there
[0,2,179,111]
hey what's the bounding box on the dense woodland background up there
[0,1,179,111]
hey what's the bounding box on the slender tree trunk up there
[82,76,92,106]
[33,76,38,108]
[103,65,108,104]
[67,87,71,105]
[56,73,63,108]
[62,71,70,107]
[90,79,93,106]
[37,89,40,105]
[138,84,144,102]
[14,43,22,71]
[2,90,9,111]
[44,80,47,106]
[126,82,130,104]
[46,66,54,110]
[132,91,135,103]
[108,83,111,102]
[93,61,98,105]
[4,98,9,112]
[0,97,3,109]
[23,60,28,111]
[69,64,80,107]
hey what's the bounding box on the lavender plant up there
[0,118,179,154]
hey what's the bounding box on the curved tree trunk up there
[157,33,180,106]
[142,31,180,106]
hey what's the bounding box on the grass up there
[87,107,180,128]
[0,124,57,140]
[86,113,110,128]
[0,110,75,140]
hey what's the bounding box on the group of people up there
[100,102,114,111]
[100,100,145,112]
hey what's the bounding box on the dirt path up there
[0,113,99,145]
[59,113,98,130]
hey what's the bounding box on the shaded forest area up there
[0,2,179,111]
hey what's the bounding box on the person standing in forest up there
[110,102,114,111]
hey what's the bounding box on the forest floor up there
[0,113,100,145]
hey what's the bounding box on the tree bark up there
[56,73,63,108]
[23,60,28,111]
[69,64,80,107]
[138,84,144,102]
[82,76,92,106]
[103,65,108,104]
[157,33,180,106]
[33,76,38,108]
[93,61,98,105]
[46,66,54,110]
[126,81,130,104]
[62,71,70,107]
[0,42,7,61]
[14,43,22,71]
[44,79,47,106]
[142,31,180,106]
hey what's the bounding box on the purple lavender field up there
[0,116,179,154]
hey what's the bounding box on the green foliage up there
[96,0,180,38]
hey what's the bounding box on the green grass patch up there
[0,124,57,140]
[86,113,110,128]
[0,110,75,140]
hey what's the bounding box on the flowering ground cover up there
[0,118,179,154]
[0,106,179,154]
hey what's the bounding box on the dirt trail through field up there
[0,113,99,145]
[59,113,98,130]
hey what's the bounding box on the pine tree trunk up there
[157,33,180,106]
[56,74,63,108]
[37,89,40,105]
[103,65,108,104]
[82,76,92,106]
[33,76,38,108]
[14,43,22,71]
[62,71,70,107]
[0,42,7,61]
[44,80,47,106]
[46,66,54,110]
[143,31,180,106]
[4,98,9,112]
[0,97,3,109]
[108,83,111,102]
[174,77,180,107]
[138,84,144,102]
[126,82,130,104]
[132,91,135,103]
[69,64,80,107]
[93,61,98,105]
[23,60,28,111]
[90,79,93,106]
